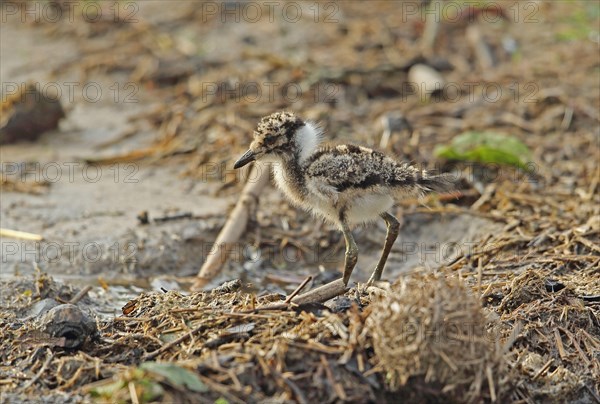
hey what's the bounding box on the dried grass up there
[368,270,507,402]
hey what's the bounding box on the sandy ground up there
[1,7,234,286]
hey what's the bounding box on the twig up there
[193,163,269,289]
[554,329,567,359]
[291,279,348,305]
[320,355,347,400]
[21,348,53,389]
[420,1,441,55]
[245,278,349,312]
[477,257,483,295]
[222,312,273,320]
[270,365,308,404]
[560,106,574,130]
[486,365,497,402]
[406,206,507,222]
[128,381,140,404]
[568,333,592,366]
[197,374,245,404]
[287,340,345,355]
[0,379,15,385]
[437,349,458,372]
[143,324,207,360]
[0,228,43,241]
[69,285,92,304]
[153,212,193,223]
[502,321,523,353]
[112,317,154,322]
[471,184,496,211]
[284,276,313,304]
[532,358,553,380]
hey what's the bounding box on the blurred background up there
[1,1,599,290]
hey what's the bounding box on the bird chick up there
[234,111,453,285]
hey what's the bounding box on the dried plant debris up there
[367,270,508,403]
[1,270,599,402]
[101,285,377,402]
[497,270,600,402]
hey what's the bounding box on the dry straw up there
[367,270,507,402]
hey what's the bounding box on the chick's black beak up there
[233,149,256,169]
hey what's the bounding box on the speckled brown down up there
[234,111,453,285]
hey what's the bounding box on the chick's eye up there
[264,136,277,145]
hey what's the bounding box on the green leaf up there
[215,398,230,404]
[89,380,126,398]
[140,362,208,393]
[434,131,533,171]
[137,378,166,402]
[88,369,164,402]
[554,2,600,41]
